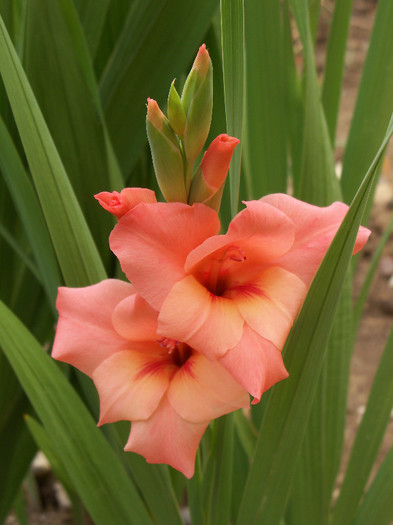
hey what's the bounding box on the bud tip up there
[193,43,210,75]
[146,97,165,130]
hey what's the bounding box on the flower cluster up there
[51,45,370,478]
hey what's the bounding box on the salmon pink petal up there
[110,202,220,309]
[200,134,240,190]
[93,349,174,424]
[185,200,295,272]
[260,194,371,285]
[125,397,208,478]
[219,326,288,402]
[94,188,157,218]
[158,275,244,358]
[112,293,158,341]
[52,280,134,376]
[229,267,307,349]
[167,353,249,423]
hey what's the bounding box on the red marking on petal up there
[229,283,267,299]
[135,357,173,381]
[178,358,195,380]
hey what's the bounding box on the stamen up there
[157,337,177,353]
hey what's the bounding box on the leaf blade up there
[220,0,244,215]
[0,13,106,287]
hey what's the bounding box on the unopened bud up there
[168,81,186,137]
[146,98,187,203]
[95,188,157,219]
[181,44,213,168]
[188,134,239,211]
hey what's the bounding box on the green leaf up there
[353,209,393,335]
[321,0,354,144]
[0,222,41,284]
[0,13,106,286]
[24,0,122,256]
[114,422,184,525]
[231,428,251,522]
[207,414,234,525]
[0,0,26,56]
[100,0,219,175]
[73,0,111,59]
[307,0,321,45]
[341,0,393,204]
[233,408,257,460]
[187,452,205,525]
[220,0,244,216]
[284,3,348,523]
[236,115,393,525]
[331,324,393,525]
[92,0,132,80]
[0,112,60,306]
[0,355,36,525]
[0,299,153,525]
[24,415,76,499]
[290,0,341,205]
[353,444,393,525]
[243,0,287,198]
[288,277,353,525]
[282,0,303,186]
[12,487,28,525]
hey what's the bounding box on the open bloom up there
[108,192,370,402]
[52,280,249,478]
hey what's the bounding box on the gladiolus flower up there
[52,280,249,478]
[94,187,157,219]
[109,193,370,402]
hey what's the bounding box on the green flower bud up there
[181,44,213,168]
[146,98,187,203]
[167,81,186,137]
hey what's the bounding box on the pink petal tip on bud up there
[188,134,240,211]
[201,134,240,189]
[146,98,166,130]
[193,43,210,76]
